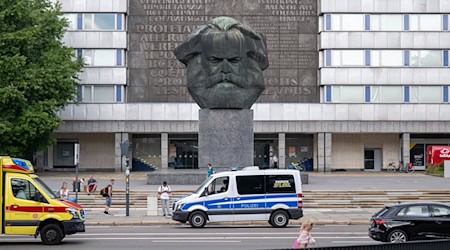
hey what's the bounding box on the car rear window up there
[374,207,390,217]
[397,205,430,217]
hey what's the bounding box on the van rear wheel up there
[189,211,207,228]
[270,210,289,228]
[40,224,64,245]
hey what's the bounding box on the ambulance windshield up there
[33,177,57,199]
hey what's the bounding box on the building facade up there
[45,0,450,172]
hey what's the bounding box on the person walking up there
[59,182,69,200]
[293,218,316,249]
[158,181,172,217]
[207,163,215,177]
[104,179,114,215]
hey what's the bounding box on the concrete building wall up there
[55,133,115,170]
[332,134,399,169]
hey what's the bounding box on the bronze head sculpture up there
[174,17,269,109]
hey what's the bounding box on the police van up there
[172,167,303,228]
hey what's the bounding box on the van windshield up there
[194,176,213,194]
[33,177,57,199]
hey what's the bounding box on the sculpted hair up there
[174,16,269,70]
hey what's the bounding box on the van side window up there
[11,178,37,201]
[266,175,296,193]
[236,176,265,195]
[206,177,229,195]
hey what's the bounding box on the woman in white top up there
[293,218,316,249]
[59,182,69,200]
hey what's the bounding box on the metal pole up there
[125,156,130,216]
[75,162,79,202]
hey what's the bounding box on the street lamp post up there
[120,140,131,216]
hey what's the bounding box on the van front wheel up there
[189,211,207,228]
[40,224,64,245]
[270,210,289,228]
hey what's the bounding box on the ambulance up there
[0,156,85,244]
[172,167,303,228]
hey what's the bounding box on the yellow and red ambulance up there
[0,156,85,244]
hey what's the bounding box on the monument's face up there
[175,17,268,109]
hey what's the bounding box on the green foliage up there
[0,0,83,156]
[425,163,444,177]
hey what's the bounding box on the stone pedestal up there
[199,109,254,170]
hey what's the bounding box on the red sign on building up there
[427,146,450,166]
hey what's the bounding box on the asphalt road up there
[0,224,381,249]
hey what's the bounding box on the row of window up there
[65,13,124,31]
[324,50,448,67]
[77,85,124,103]
[324,14,448,31]
[76,49,125,67]
[324,85,449,103]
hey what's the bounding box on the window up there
[410,50,442,67]
[397,205,430,217]
[64,14,78,30]
[410,86,443,103]
[329,14,364,31]
[236,175,265,195]
[371,86,404,103]
[84,14,115,30]
[205,176,229,195]
[381,51,403,67]
[431,206,450,218]
[11,178,38,201]
[82,49,118,67]
[332,86,365,103]
[81,85,122,103]
[419,15,442,31]
[380,15,403,31]
[328,50,365,67]
[266,175,295,193]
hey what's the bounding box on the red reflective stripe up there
[297,193,303,208]
[3,165,26,172]
[297,193,303,198]
[6,206,66,213]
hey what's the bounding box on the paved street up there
[0,224,378,249]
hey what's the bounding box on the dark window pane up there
[397,205,430,217]
[266,175,296,193]
[236,176,265,195]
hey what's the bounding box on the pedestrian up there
[293,218,316,249]
[87,175,98,195]
[288,161,296,170]
[59,182,69,200]
[158,181,172,217]
[104,179,114,215]
[207,163,216,177]
[273,154,278,169]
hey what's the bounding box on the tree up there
[0,0,83,157]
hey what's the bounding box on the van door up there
[233,175,267,221]
[5,176,43,235]
[202,176,233,222]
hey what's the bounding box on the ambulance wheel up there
[270,210,289,228]
[189,211,207,228]
[40,224,64,245]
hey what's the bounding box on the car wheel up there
[270,210,289,228]
[387,229,408,243]
[189,211,207,228]
[40,224,64,245]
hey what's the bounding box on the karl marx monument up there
[175,16,269,169]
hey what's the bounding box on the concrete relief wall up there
[128,0,319,103]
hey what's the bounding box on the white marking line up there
[152,240,242,243]
[332,241,377,244]
[0,236,370,241]
[66,232,369,236]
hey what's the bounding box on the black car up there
[369,202,450,243]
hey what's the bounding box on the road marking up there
[332,241,378,244]
[152,240,242,243]
[67,232,369,236]
[0,236,371,241]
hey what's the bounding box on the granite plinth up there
[199,109,254,169]
[147,169,207,185]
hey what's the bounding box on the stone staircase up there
[75,190,450,211]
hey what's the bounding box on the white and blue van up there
[172,167,303,228]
